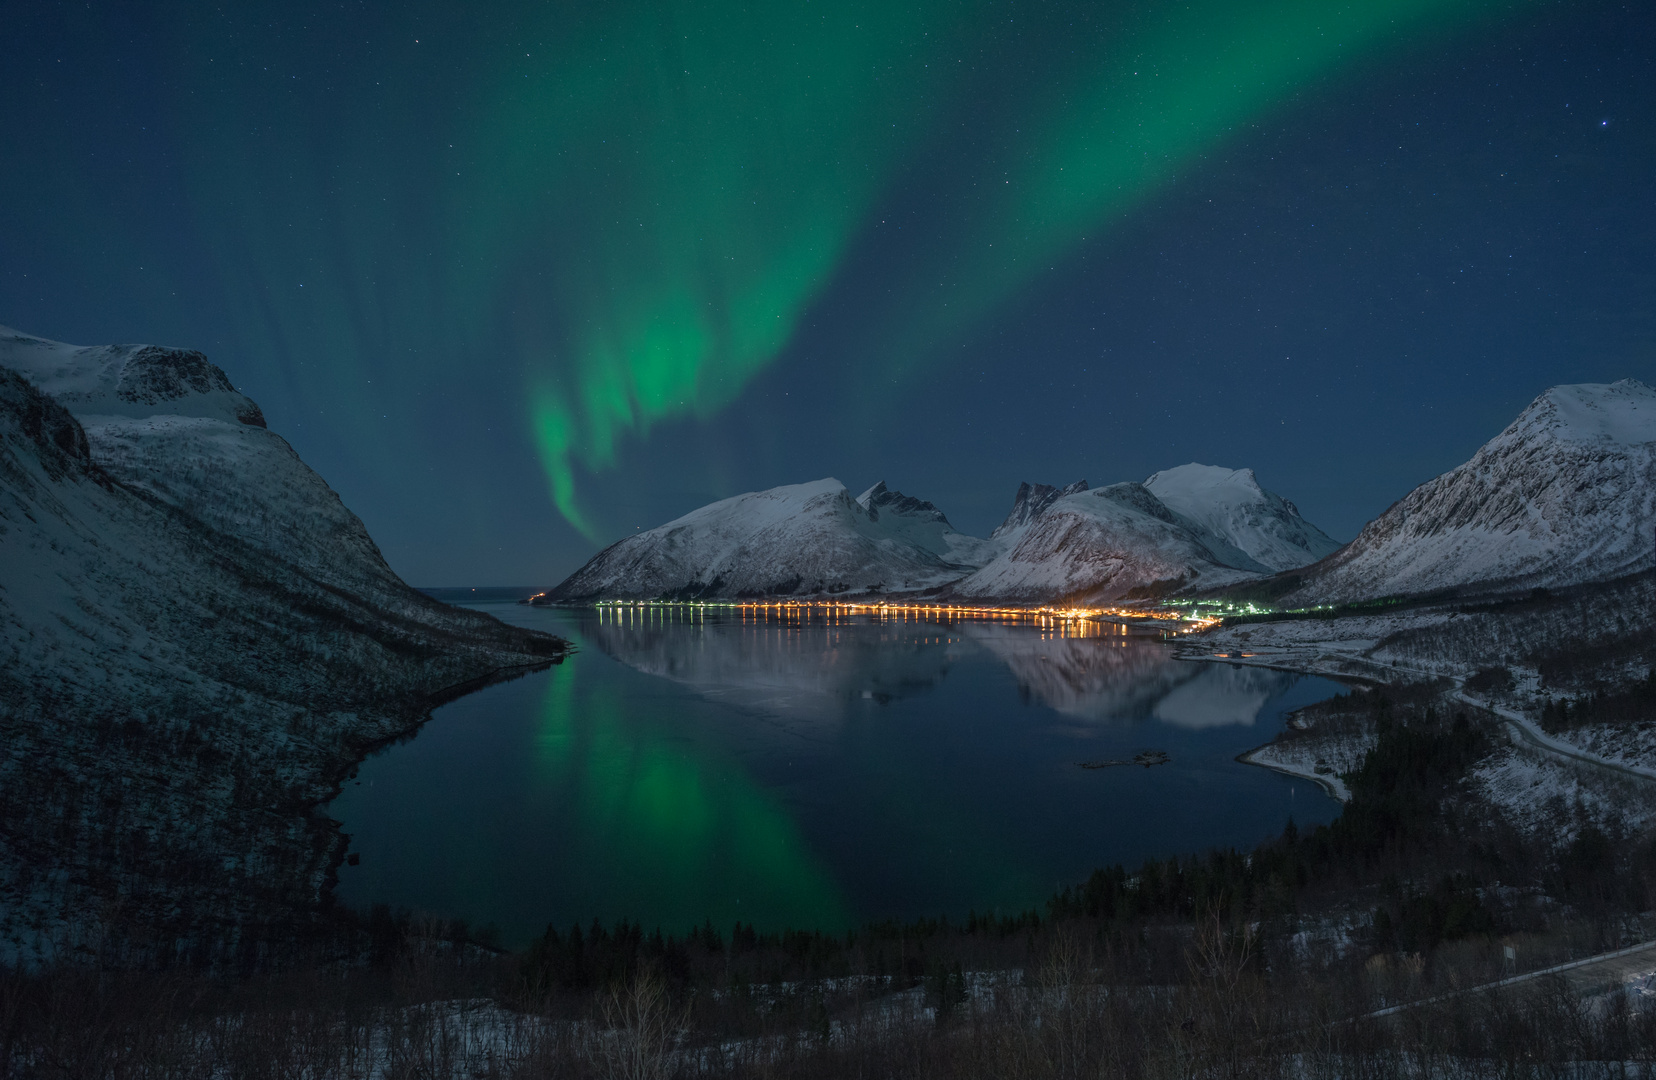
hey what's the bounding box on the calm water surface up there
[330,599,1343,945]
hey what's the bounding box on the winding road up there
[1185,640,1656,790]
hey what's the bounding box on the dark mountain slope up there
[0,337,566,967]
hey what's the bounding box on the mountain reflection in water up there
[583,603,963,721]
[331,603,1340,946]
[588,604,1292,731]
[1153,663,1298,729]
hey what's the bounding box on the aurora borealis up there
[2,1,1651,583]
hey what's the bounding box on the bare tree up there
[594,966,686,1080]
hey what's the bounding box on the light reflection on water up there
[330,602,1342,946]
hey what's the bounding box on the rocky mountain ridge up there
[992,480,1092,540]
[856,479,997,567]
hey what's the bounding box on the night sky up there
[3,1,1650,586]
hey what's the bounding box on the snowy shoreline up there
[1235,739,1351,803]
[1174,650,1357,802]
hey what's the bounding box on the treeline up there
[1541,669,1656,732]
[11,918,1656,1079]
[1359,571,1654,688]
[1217,593,1432,628]
[1052,702,1499,944]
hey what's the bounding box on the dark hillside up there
[0,367,568,966]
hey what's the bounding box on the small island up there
[1079,749,1171,769]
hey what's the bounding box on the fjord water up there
[330,598,1343,946]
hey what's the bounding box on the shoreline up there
[1177,649,1357,803]
[1180,633,1656,798]
[1235,741,1351,803]
[316,654,569,916]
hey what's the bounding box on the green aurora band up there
[486,0,970,536]
[530,637,850,934]
[875,0,1541,384]
[79,0,1535,536]
[503,0,1533,532]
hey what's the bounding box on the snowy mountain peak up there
[991,479,1089,538]
[1286,379,1656,603]
[0,326,266,427]
[1143,463,1342,573]
[546,477,972,601]
[1145,463,1262,498]
[1509,378,1656,447]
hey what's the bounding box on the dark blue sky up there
[2,1,1650,585]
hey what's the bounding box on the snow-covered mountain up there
[0,329,415,598]
[551,465,1340,604]
[1144,464,1342,572]
[944,481,1266,603]
[544,478,973,600]
[943,466,1339,604]
[1285,379,1656,604]
[942,465,1342,604]
[0,326,564,965]
[3,335,269,427]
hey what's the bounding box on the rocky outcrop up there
[991,479,1090,541]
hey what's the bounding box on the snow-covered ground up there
[1549,723,1656,775]
[1473,742,1656,840]
[1184,609,1459,682]
[1189,567,1656,830]
[1239,738,1362,803]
